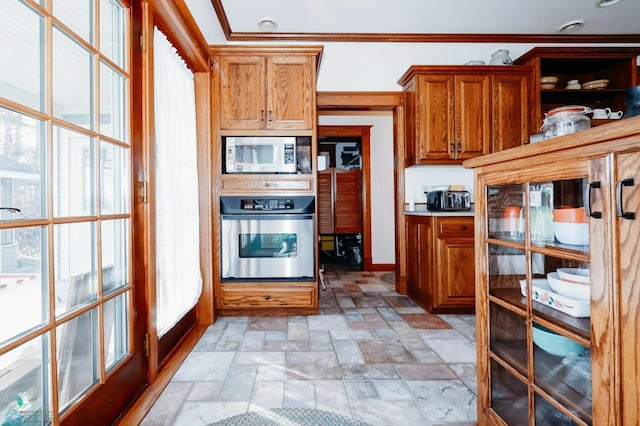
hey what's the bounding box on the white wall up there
[318,114,396,265]
[404,166,475,205]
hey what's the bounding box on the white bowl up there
[553,221,589,246]
[547,272,590,301]
[556,267,590,284]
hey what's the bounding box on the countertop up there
[403,203,475,217]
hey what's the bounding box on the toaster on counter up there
[426,190,472,211]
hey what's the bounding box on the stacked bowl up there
[552,207,589,245]
[547,268,590,301]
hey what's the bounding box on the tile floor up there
[141,270,478,426]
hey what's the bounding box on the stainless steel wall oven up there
[220,196,315,281]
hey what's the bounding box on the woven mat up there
[208,408,372,426]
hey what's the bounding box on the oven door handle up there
[221,214,314,221]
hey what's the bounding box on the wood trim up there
[203,4,640,44]
[394,103,407,295]
[148,0,210,72]
[366,263,396,272]
[115,324,208,425]
[317,92,404,110]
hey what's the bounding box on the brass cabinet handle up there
[261,109,265,121]
[457,142,462,153]
[616,178,636,220]
[268,110,272,122]
[450,143,456,159]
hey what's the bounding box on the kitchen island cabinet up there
[398,66,532,165]
[464,115,640,425]
[405,211,475,313]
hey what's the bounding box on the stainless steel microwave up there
[224,136,297,174]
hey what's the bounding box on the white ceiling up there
[185,0,640,44]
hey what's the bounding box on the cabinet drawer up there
[221,287,314,308]
[436,218,474,238]
[221,175,313,192]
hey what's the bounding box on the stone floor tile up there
[263,340,310,352]
[233,351,285,366]
[377,307,403,321]
[372,380,413,400]
[286,351,342,380]
[358,341,416,364]
[350,399,428,426]
[214,340,240,352]
[395,364,457,380]
[424,338,477,364]
[347,320,390,330]
[382,295,419,308]
[218,364,257,401]
[353,295,389,308]
[372,329,398,341]
[283,380,316,408]
[238,330,265,351]
[186,381,223,401]
[307,314,348,331]
[341,364,399,380]
[250,380,284,409]
[256,364,285,382]
[248,316,288,330]
[312,380,352,417]
[173,401,248,426]
[264,330,286,341]
[400,313,453,329]
[449,363,478,395]
[191,329,222,352]
[309,330,333,351]
[344,380,378,400]
[418,328,467,340]
[140,382,192,426]
[172,352,234,382]
[333,339,366,365]
[287,320,309,341]
[357,284,389,292]
[406,379,477,424]
[330,328,374,341]
[219,322,248,341]
[337,297,357,308]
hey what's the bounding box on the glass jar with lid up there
[542,105,591,140]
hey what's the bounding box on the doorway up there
[317,126,371,271]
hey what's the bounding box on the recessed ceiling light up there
[558,19,585,33]
[597,0,622,7]
[257,17,278,32]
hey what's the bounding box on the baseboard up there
[364,262,396,272]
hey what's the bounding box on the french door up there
[0,0,146,424]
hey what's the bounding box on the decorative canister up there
[542,105,592,140]
[489,49,513,65]
[623,85,640,118]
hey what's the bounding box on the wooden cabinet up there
[464,116,640,425]
[213,47,322,131]
[220,175,313,194]
[405,214,475,313]
[514,47,640,133]
[317,168,362,234]
[398,66,532,165]
[432,217,476,310]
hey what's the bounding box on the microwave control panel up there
[284,143,295,164]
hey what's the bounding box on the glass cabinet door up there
[484,175,594,425]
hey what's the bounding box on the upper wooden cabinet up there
[399,66,533,165]
[211,46,323,132]
[514,47,640,133]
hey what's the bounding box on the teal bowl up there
[532,323,586,357]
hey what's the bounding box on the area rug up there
[208,408,372,426]
[379,272,396,285]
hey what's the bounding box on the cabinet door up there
[334,169,362,234]
[406,216,431,307]
[218,56,266,129]
[266,56,315,130]
[455,74,491,160]
[616,150,640,425]
[415,74,455,162]
[433,217,475,309]
[491,72,531,152]
[317,170,334,234]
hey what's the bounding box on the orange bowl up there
[552,207,588,223]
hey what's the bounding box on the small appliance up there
[426,190,472,211]
[224,136,298,174]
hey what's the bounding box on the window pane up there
[101,219,129,294]
[0,226,47,345]
[53,126,95,217]
[54,222,97,317]
[99,62,126,141]
[56,309,98,411]
[103,293,129,370]
[0,334,52,425]
[52,27,93,130]
[100,0,125,68]
[0,1,45,112]
[100,141,129,215]
[0,108,46,220]
[52,0,93,44]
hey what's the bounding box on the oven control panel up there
[241,198,294,210]
[220,196,315,215]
